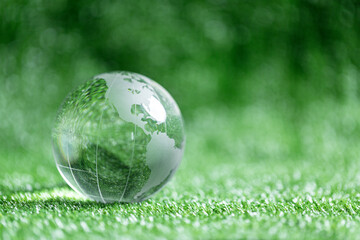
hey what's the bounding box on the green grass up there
[1,99,360,239]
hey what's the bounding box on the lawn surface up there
[1,99,360,239]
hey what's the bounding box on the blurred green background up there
[1,0,360,239]
[1,0,359,161]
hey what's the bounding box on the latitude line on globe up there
[65,79,100,197]
[66,135,88,196]
[119,105,137,202]
[107,74,117,92]
[105,72,135,202]
[152,85,168,133]
[57,164,91,173]
[95,109,106,203]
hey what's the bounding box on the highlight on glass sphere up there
[52,72,185,203]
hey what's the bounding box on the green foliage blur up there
[0,0,359,166]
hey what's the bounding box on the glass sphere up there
[52,72,185,203]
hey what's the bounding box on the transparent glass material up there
[52,72,185,203]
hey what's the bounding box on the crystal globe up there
[52,72,185,203]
